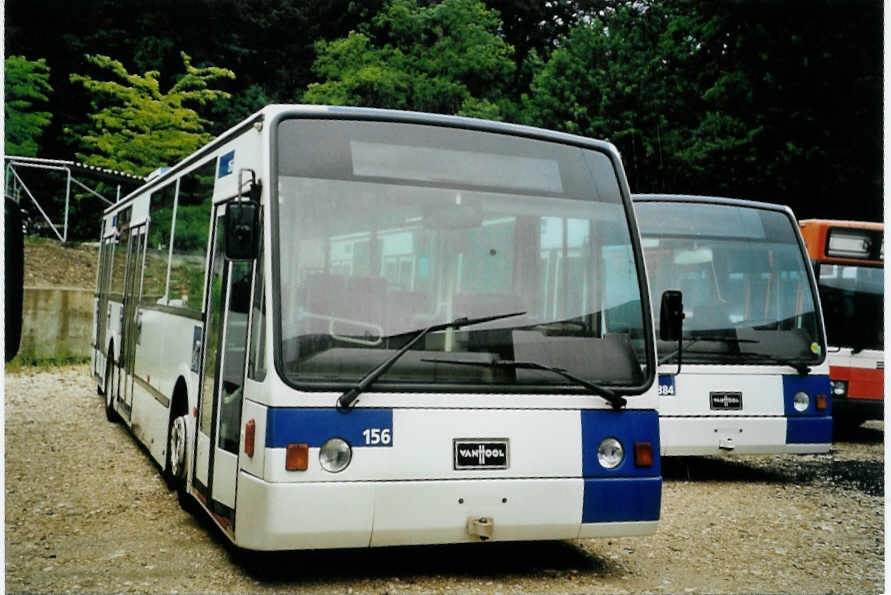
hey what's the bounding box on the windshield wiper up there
[658,336,759,365]
[664,347,812,376]
[421,357,627,410]
[728,351,812,375]
[336,311,526,411]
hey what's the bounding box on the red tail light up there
[634,442,653,467]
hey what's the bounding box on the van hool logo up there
[454,439,509,470]
[710,391,743,410]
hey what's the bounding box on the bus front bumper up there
[233,473,660,551]
[660,416,832,456]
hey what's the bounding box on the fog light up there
[831,380,848,397]
[815,394,828,410]
[793,391,810,412]
[597,437,624,469]
[634,442,653,467]
[320,438,352,473]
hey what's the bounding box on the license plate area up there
[453,438,509,470]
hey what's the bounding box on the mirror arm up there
[237,168,260,203]
[675,327,683,375]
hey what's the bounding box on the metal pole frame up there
[4,158,124,243]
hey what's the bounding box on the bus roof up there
[632,193,795,218]
[103,104,622,217]
[799,218,883,265]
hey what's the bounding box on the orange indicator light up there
[815,394,828,410]
[244,419,256,457]
[286,443,309,471]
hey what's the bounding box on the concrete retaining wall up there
[20,287,94,361]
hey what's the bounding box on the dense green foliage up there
[304,0,515,119]
[4,0,882,239]
[5,56,53,156]
[68,53,234,176]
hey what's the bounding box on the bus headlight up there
[319,438,352,473]
[597,437,624,469]
[793,391,810,412]
[831,380,848,397]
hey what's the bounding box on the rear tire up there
[104,356,118,423]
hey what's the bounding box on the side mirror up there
[659,290,684,342]
[225,201,260,260]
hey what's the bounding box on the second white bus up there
[634,195,832,456]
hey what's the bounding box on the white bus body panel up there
[827,347,883,370]
[236,475,376,550]
[260,408,581,483]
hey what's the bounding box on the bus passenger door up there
[94,238,113,378]
[194,208,252,530]
[117,225,146,422]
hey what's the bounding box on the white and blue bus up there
[634,195,832,456]
[91,105,671,550]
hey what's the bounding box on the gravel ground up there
[5,366,884,594]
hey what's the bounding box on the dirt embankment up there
[23,238,98,289]
[5,366,884,595]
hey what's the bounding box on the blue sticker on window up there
[658,374,675,397]
[218,151,235,178]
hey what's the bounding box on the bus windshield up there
[274,118,650,392]
[817,263,883,351]
[636,201,823,367]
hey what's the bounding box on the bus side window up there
[169,159,216,311]
[247,232,266,381]
[143,181,176,305]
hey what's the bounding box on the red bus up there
[799,219,883,426]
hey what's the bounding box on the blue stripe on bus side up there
[580,409,661,478]
[265,408,394,448]
[786,417,833,444]
[582,476,661,523]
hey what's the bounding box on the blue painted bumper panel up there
[582,476,662,522]
[580,408,662,523]
[787,416,833,444]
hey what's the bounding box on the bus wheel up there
[104,357,118,423]
[167,414,190,507]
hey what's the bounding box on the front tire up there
[167,414,191,509]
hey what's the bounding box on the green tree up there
[69,52,234,175]
[5,56,53,156]
[523,1,725,191]
[304,0,516,119]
